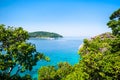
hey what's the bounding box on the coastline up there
[29,37,62,40]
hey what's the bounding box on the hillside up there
[79,32,115,55]
[64,32,120,80]
[29,31,63,39]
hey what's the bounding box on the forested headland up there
[29,31,63,39]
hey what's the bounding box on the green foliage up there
[56,62,73,80]
[110,38,120,53]
[0,24,48,79]
[29,31,63,38]
[79,32,115,56]
[38,66,56,80]
[0,73,32,80]
[107,8,120,37]
[38,62,73,80]
[65,32,120,80]
[108,11,120,52]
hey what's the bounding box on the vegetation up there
[38,62,73,80]
[0,25,49,80]
[29,31,63,39]
[107,9,120,37]
[38,9,120,80]
[0,8,120,80]
[65,33,120,80]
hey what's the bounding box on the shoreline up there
[29,37,62,40]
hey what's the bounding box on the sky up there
[0,0,120,37]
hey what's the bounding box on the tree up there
[107,8,120,53]
[56,62,73,80]
[38,62,73,80]
[38,66,56,80]
[107,8,120,37]
[0,24,49,79]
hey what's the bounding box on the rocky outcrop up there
[78,32,116,55]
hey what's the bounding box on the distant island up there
[29,31,63,39]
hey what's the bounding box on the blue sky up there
[0,0,120,37]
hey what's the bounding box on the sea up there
[24,37,83,79]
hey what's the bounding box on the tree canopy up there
[38,62,73,80]
[65,32,120,80]
[0,24,49,80]
[107,8,120,37]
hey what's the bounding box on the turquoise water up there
[27,37,83,79]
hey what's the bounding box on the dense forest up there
[0,9,120,80]
[29,31,63,39]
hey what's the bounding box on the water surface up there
[27,37,83,79]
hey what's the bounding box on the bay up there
[27,37,83,79]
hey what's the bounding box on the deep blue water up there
[27,37,83,79]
